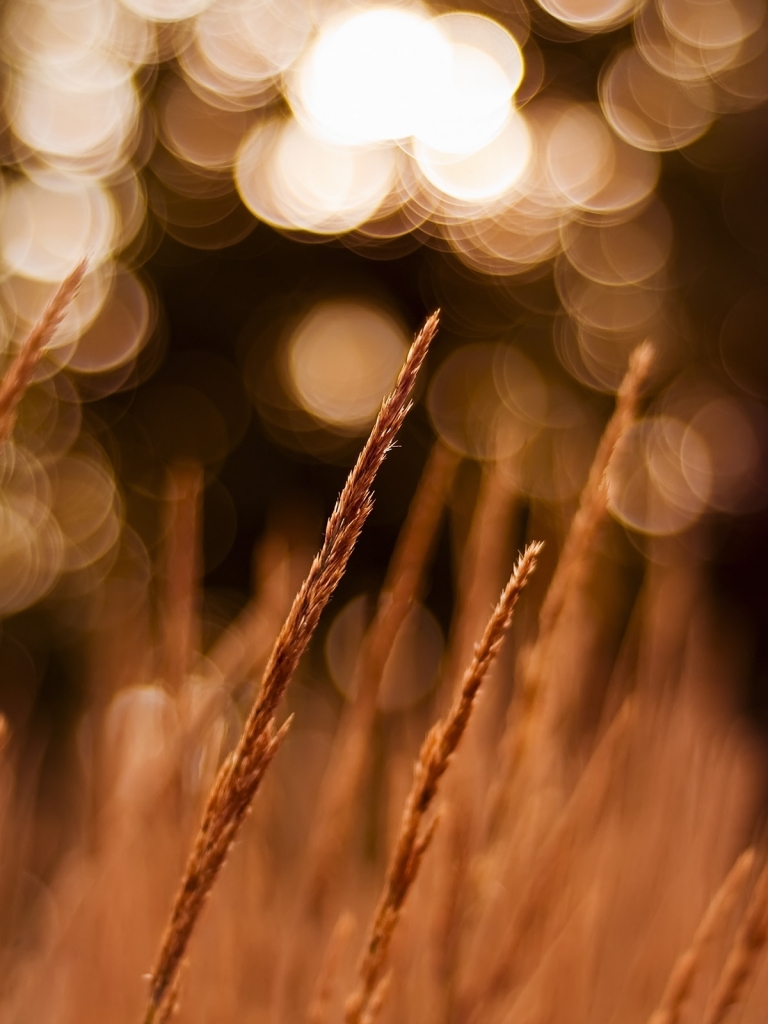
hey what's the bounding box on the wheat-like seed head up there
[142,311,440,1023]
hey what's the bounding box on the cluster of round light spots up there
[551,196,674,393]
[0,0,148,617]
[4,0,763,289]
[0,439,123,615]
[235,118,400,236]
[0,369,132,613]
[66,266,153,374]
[325,594,444,711]
[0,248,155,382]
[608,416,710,536]
[424,336,765,535]
[606,376,766,536]
[427,344,541,463]
[184,0,310,108]
[0,0,158,622]
[601,0,767,152]
[292,8,448,146]
[3,0,151,176]
[1,174,117,282]
[427,343,600,502]
[0,0,766,566]
[2,0,766,278]
[0,0,157,396]
[442,96,662,277]
[232,7,532,238]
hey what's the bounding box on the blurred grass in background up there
[1,1,768,1017]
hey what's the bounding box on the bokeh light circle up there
[428,344,541,460]
[119,0,213,23]
[536,0,641,30]
[0,174,116,281]
[235,117,397,234]
[608,416,711,535]
[326,595,443,711]
[601,46,715,152]
[292,7,452,145]
[284,301,408,432]
[414,13,525,155]
[415,110,532,203]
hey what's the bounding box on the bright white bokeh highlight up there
[415,13,524,154]
[292,8,453,145]
[415,110,532,203]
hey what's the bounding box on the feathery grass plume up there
[303,440,459,915]
[141,311,440,1024]
[160,462,203,692]
[648,848,755,1024]
[147,719,292,1024]
[273,443,457,1023]
[702,853,768,1024]
[344,541,542,1024]
[486,341,654,837]
[422,462,517,1024]
[0,259,88,445]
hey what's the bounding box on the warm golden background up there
[1,1,768,1021]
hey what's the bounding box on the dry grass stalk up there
[421,463,518,1024]
[177,537,295,764]
[486,341,654,838]
[206,534,295,690]
[430,792,473,1024]
[436,460,518,711]
[307,912,355,1024]
[161,462,203,692]
[148,716,292,1024]
[647,848,755,1024]
[141,311,440,1024]
[702,853,768,1024]
[0,259,88,445]
[344,541,542,1024]
[361,973,392,1024]
[303,440,459,914]
[538,340,653,638]
[500,880,602,1024]
[465,698,635,1018]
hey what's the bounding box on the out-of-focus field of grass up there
[1,0,768,1020]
